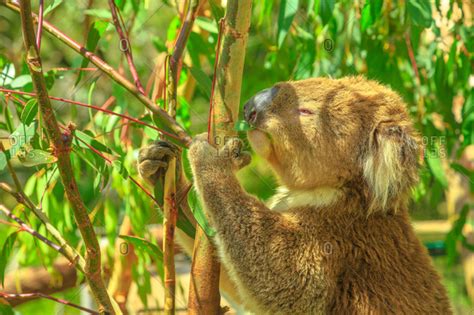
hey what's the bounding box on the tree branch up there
[17,1,114,313]
[0,292,99,315]
[188,1,252,314]
[108,0,145,95]
[0,144,86,272]
[2,0,191,146]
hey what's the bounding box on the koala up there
[139,77,451,314]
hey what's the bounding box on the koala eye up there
[298,108,314,116]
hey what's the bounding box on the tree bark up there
[188,1,252,314]
[18,1,115,313]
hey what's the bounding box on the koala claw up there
[138,140,180,184]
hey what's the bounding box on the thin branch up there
[108,0,145,95]
[0,205,71,262]
[188,1,252,313]
[160,1,199,312]
[36,0,44,49]
[17,1,114,313]
[0,88,181,141]
[0,292,99,315]
[2,0,191,146]
[0,144,86,272]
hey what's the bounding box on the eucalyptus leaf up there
[277,0,299,48]
[0,232,18,286]
[187,189,216,237]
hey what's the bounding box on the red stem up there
[207,19,225,142]
[0,292,99,314]
[0,88,181,141]
[36,0,43,50]
[109,0,146,95]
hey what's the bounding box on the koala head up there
[244,76,420,213]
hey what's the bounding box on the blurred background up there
[0,0,473,314]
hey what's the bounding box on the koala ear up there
[363,121,420,213]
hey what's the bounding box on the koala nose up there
[244,86,279,125]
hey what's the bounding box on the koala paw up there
[189,133,251,171]
[138,140,180,184]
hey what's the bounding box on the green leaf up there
[76,20,109,85]
[277,0,299,48]
[195,17,219,34]
[0,232,18,286]
[44,0,63,16]
[9,121,36,157]
[360,3,373,32]
[17,149,57,167]
[20,99,38,125]
[407,0,432,28]
[0,152,6,171]
[425,144,448,188]
[208,0,225,23]
[187,66,212,98]
[112,160,129,179]
[10,75,32,89]
[74,130,113,154]
[187,189,216,237]
[370,0,383,21]
[319,0,335,26]
[0,302,14,315]
[234,120,254,132]
[84,9,113,19]
[119,235,164,279]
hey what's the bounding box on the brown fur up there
[187,77,451,314]
[139,76,451,314]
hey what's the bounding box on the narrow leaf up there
[277,0,299,48]
[0,232,18,286]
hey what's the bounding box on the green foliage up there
[0,0,472,311]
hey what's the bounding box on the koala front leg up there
[188,136,318,313]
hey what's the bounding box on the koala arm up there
[189,137,317,311]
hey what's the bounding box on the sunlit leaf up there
[407,0,432,28]
[319,0,335,26]
[76,20,109,85]
[74,130,113,154]
[234,120,254,132]
[17,149,57,167]
[44,0,63,16]
[0,232,18,286]
[187,189,216,237]
[426,144,448,188]
[277,0,299,48]
[0,152,6,171]
[119,235,164,279]
[20,99,38,125]
[9,121,36,157]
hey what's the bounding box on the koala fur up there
[139,76,451,314]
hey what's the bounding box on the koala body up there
[139,77,451,314]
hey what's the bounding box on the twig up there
[36,0,43,50]
[0,144,86,272]
[160,1,199,313]
[404,32,424,120]
[2,0,191,146]
[0,205,72,264]
[0,88,181,141]
[0,292,99,314]
[108,0,145,95]
[17,1,114,313]
[188,1,252,314]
